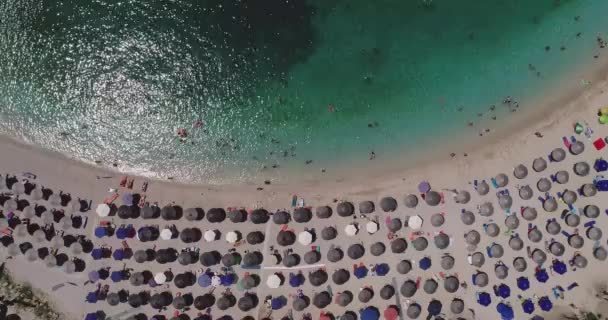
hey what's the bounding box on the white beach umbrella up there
[160,228,173,240]
[366,221,379,234]
[226,231,239,244]
[344,224,359,236]
[96,203,110,217]
[41,212,54,224]
[204,230,217,242]
[408,215,423,230]
[211,275,221,287]
[154,272,167,284]
[22,206,35,219]
[298,231,313,245]
[266,274,281,288]
[14,224,27,237]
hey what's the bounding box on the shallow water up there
[0,0,606,183]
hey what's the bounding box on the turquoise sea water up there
[0,0,607,183]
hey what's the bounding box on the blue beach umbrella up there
[113,249,125,261]
[91,248,104,260]
[84,313,99,320]
[496,284,511,298]
[94,227,107,238]
[221,273,234,286]
[539,296,553,312]
[116,227,128,240]
[354,265,368,279]
[522,299,535,314]
[88,270,100,282]
[86,291,98,303]
[289,273,304,287]
[419,257,431,270]
[111,271,125,283]
[271,296,287,310]
[552,260,567,275]
[535,269,549,283]
[497,302,514,320]
[517,277,530,291]
[360,306,380,320]
[375,263,389,276]
[427,300,442,316]
[122,193,133,206]
[198,273,212,287]
[478,292,491,306]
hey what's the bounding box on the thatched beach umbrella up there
[476,180,490,195]
[461,210,475,225]
[194,294,216,310]
[313,291,331,309]
[533,157,547,172]
[400,280,417,297]
[380,197,397,212]
[294,208,312,223]
[471,252,485,267]
[239,274,258,290]
[406,303,422,319]
[528,228,542,243]
[573,254,588,268]
[336,291,353,307]
[250,209,269,224]
[513,257,527,272]
[498,194,512,210]
[451,299,465,314]
[537,178,552,192]
[270,211,290,225]
[276,230,296,246]
[379,284,395,300]
[321,226,337,241]
[237,293,258,312]
[141,205,160,219]
[584,205,600,218]
[404,194,418,208]
[316,206,332,218]
[434,233,449,249]
[495,264,508,279]
[332,269,350,285]
[479,202,494,216]
[337,202,354,217]
[243,251,263,267]
[444,276,459,293]
[397,260,412,274]
[505,215,519,230]
[490,243,504,258]
[206,208,226,223]
[474,272,488,287]
[565,213,580,227]
[532,249,547,264]
[173,294,194,310]
[370,242,386,256]
[391,238,408,253]
[582,183,597,197]
[570,140,585,155]
[485,223,500,237]
[293,296,310,311]
[199,251,220,267]
[574,162,590,176]
[546,220,561,235]
[549,241,565,256]
[465,230,481,245]
[509,236,524,251]
[551,148,566,162]
[562,190,577,204]
[161,205,178,220]
[217,295,236,311]
[455,190,471,204]
[594,247,608,261]
[495,173,509,187]
[514,164,528,179]
[358,287,374,303]
[246,231,264,245]
[587,227,603,240]
[304,250,321,264]
[555,170,569,184]
[543,198,558,212]
[387,218,402,232]
[519,185,533,200]
[522,207,538,221]
[183,208,203,221]
[222,252,241,267]
[423,279,438,294]
[430,213,444,227]
[347,244,365,259]
[569,234,584,249]
[227,209,247,223]
[283,253,300,267]
[359,201,375,214]
[425,191,441,206]
[441,255,455,270]
[327,247,344,263]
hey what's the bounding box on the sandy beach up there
[2,52,608,320]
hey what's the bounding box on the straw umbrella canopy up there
[451,299,465,314]
[161,205,178,220]
[565,214,580,227]
[587,227,602,240]
[490,243,504,258]
[514,164,528,179]
[293,296,310,311]
[543,198,558,212]
[276,230,296,246]
[319,226,337,241]
[584,205,600,218]
[412,237,428,251]
[509,236,524,251]
[181,228,201,243]
[441,255,455,270]
[461,210,475,225]
[476,180,490,195]
[358,287,374,303]
[474,272,488,287]
[173,294,194,310]
[293,208,312,223]
[495,173,509,187]
[551,148,566,162]
[537,178,552,192]
[237,293,258,312]
[479,202,494,216]
[391,238,408,253]
[359,201,375,214]
[387,218,402,232]
[250,209,270,224]
[400,280,417,297]
[549,241,565,256]
[309,269,328,287]
[570,140,585,155]
[471,252,485,267]
[434,233,449,250]
[465,230,481,245]
[347,244,365,259]
[327,247,344,263]
[505,215,519,230]
[337,202,354,217]
[380,197,397,212]
[485,223,500,237]
[569,234,584,249]
[370,242,386,256]
[199,251,220,266]
[430,213,445,227]
[377,284,395,300]
[498,195,512,210]
[206,208,226,223]
[300,250,319,265]
[532,249,547,265]
[222,252,241,267]
[582,183,597,197]
[397,260,412,274]
[227,209,247,223]
[406,303,421,319]
[272,211,291,225]
[455,190,471,204]
[513,257,527,272]
[315,206,332,219]
[283,253,299,267]
[178,251,198,266]
[313,291,331,309]
[495,264,509,279]
[217,295,236,311]
[594,247,608,261]
[546,220,561,235]
[522,207,538,221]
[332,269,350,285]
[519,185,533,200]
[423,279,438,294]
[336,291,353,307]
[425,191,441,206]
[444,276,459,293]
[194,294,216,310]
[533,157,547,172]
[528,228,542,243]
[562,190,577,204]
[246,231,264,245]
[574,162,590,176]
[555,170,569,184]
[573,255,588,268]
[404,194,418,208]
